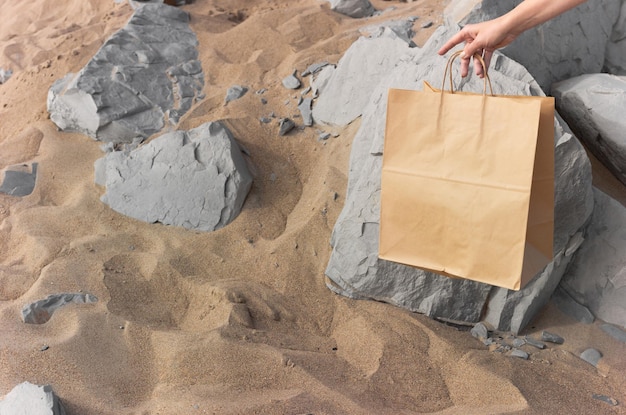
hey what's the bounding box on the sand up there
[0,0,624,414]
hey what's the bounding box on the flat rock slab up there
[0,163,37,197]
[22,293,98,324]
[96,121,252,232]
[552,74,626,185]
[47,3,203,144]
[0,382,66,415]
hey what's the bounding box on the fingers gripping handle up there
[441,50,494,95]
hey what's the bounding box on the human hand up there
[438,18,519,78]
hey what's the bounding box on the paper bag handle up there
[441,50,494,96]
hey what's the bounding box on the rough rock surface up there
[324,25,594,333]
[95,121,252,232]
[605,1,626,75]
[445,0,621,92]
[559,189,626,328]
[47,3,203,144]
[0,382,66,415]
[313,27,416,126]
[22,293,98,324]
[327,0,375,18]
[552,74,626,185]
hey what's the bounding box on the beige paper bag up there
[379,52,554,290]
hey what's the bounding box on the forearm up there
[500,0,588,36]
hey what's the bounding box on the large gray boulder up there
[445,0,621,92]
[47,3,203,144]
[324,25,594,333]
[95,121,252,231]
[313,27,416,126]
[605,1,626,75]
[552,74,626,185]
[327,0,375,18]
[560,189,626,328]
[0,382,66,415]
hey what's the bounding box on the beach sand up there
[0,0,624,413]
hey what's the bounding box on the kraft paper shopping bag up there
[379,51,554,290]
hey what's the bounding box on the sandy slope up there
[0,0,624,414]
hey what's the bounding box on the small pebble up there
[470,322,489,340]
[512,338,526,348]
[282,70,301,89]
[510,349,529,360]
[259,117,272,124]
[541,330,564,344]
[580,348,602,367]
[421,21,433,29]
[279,118,296,136]
[592,394,619,406]
[255,88,267,95]
[318,132,331,141]
[524,336,546,349]
[224,85,248,104]
[40,345,49,351]
[260,97,268,105]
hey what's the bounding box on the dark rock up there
[592,394,619,406]
[541,331,564,344]
[298,97,313,126]
[225,85,248,103]
[524,337,546,349]
[0,163,37,197]
[580,348,602,367]
[278,118,296,136]
[510,349,529,360]
[470,322,489,340]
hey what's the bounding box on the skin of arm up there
[438,0,588,77]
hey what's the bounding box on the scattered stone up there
[510,349,529,360]
[0,163,38,197]
[40,345,50,351]
[327,0,375,18]
[297,97,313,126]
[557,189,626,328]
[278,118,296,136]
[470,322,489,340]
[0,382,66,415]
[592,394,619,406]
[318,132,331,141]
[541,331,564,344]
[301,86,312,96]
[260,97,268,105]
[0,68,12,84]
[512,338,526,348]
[524,337,546,349]
[96,121,252,231]
[580,348,602,367]
[421,20,433,28]
[302,62,330,76]
[259,117,272,124]
[600,324,626,343]
[47,4,203,143]
[225,85,248,104]
[551,286,595,324]
[256,88,267,95]
[22,293,98,324]
[282,70,301,90]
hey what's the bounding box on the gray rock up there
[312,27,413,126]
[0,68,12,84]
[47,3,203,144]
[324,25,594,333]
[512,338,526,348]
[592,394,620,406]
[523,337,546,349]
[0,382,66,415]
[445,0,621,92]
[420,21,433,29]
[96,121,252,231]
[282,71,301,90]
[510,349,529,360]
[0,163,37,197]
[552,74,626,185]
[601,324,626,343]
[225,85,248,103]
[604,1,626,75]
[580,348,602,367]
[21,293,98,324]
[360,19,415,44]
[541,330,564,344]
[470,322,489,340]
[278,118,296,136]
[298,97,313,126]
[302,62,330,76]
[327,0,375,18]
[559,188,626,328]
[552,285,595,324]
